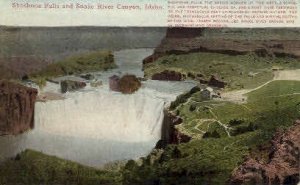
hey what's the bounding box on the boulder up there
[60,80,86,93]
[109,75,120,92]
[118,75,141,94]
[109,74,141,94]
[0,80,38,135]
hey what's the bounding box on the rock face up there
[0,80,38,135]
[143,28,203,65]
[152,70,183,81]
[60,80,86,93]
[230,121,300,185]
[158,111,191,148]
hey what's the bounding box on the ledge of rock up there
[151,70,183,81]
[0,80,38,135]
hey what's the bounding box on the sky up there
[0,0,299,27]
[0,0,168,27]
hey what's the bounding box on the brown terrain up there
[143,28,300,65]
[0,80,38,135]
[0,56,50,79]
[230,120,300,185]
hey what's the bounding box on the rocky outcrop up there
[118,75,141,94]
[230,121,300,185]
[60,80,86,93]
[158,111,191,148]
[109,74,142,94]
[208,75,227,88]
[152,70,183,81]
[0,80,38,135]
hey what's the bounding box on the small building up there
[201,87,220,100]
[109,75,120,92]
[201,87,214,100]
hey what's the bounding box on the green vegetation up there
[31,50,115,80]
[122,80,300,184]
[144,52,300,90]
[0,150,121,185]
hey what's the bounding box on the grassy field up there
[0,150,121,185]
[144,52,300,90]
[122,80,300,185]
[29,50,115,87]
[31,50,115,78]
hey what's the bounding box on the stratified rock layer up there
[0,80,38,135]
[230,121,300,185]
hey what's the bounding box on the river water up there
[0,49,196,167]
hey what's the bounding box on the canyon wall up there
[143,28,300,64]
[0,81,37,135]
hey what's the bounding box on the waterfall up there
[35,90,165,142]
[0,49,196,167]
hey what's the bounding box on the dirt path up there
[220,69,300,103]
[273,69,300,81]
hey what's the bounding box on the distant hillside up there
[143,27,300,64]
[0,26,166,61]
[0,26,166,79]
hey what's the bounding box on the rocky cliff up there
[143,28,300,65]
[157,111,191,148]
[0,81,38,135]
[230,120,300,185]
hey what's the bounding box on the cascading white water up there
[0,49,196,167]
[35,90,165,142]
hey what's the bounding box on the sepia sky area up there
[0,0,299,27]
